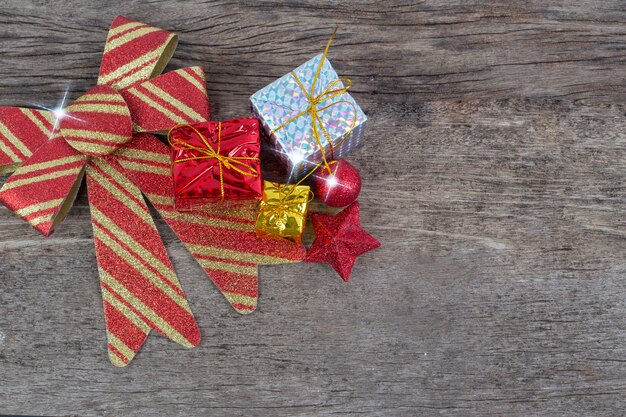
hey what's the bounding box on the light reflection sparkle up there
[29,85,83,138]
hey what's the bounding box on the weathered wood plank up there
[0,1,624,416]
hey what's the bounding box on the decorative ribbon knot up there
[266,207,291,231]
[60,85,133,157]
[270,29,358,174]
[169,123,259,199]
[264,202,306,230]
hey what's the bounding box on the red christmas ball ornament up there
[312,159,362,207]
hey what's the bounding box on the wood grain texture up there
[0,1,625,416]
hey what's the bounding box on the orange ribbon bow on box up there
[0,16,304,366]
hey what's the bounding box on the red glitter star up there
[306,201,380,281]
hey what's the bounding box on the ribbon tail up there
[0,136,86,236]
[116,134,306,314]
[86,156,200,367]
[97,16,178,90]
[121,67,210,133]
[0,107,56,174]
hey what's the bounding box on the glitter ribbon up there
[270,30,358,174]
[0,16,307,368]
[169,123,259,199]
[0,16,211,367]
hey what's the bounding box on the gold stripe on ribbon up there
[67,141,120,155]
[66,103,130,115]
[0,163,20,174]
[159,210,254,232]
[0,137,21,163]
[132,122,147,133]
[107,21,146,40]
[223,292,257,308]
[142,82,205,122]
[195,257,258,276]
[11,197,64,228]
[13,198,63,218]
[87,161,155,227]
[93,224,192,315]
[178,68,206,93]
[118,148,169,164]
[0,166,82,192]
[190,66,204,77]
[99,268,194,347]
[104,26,162,54]
[61,129,130,145]
[91,206,181,289]
[142,192,174,207]
[101,284,151,334]
[27,213,54,227]
[186,243,296,265]
[74,94,126,103]
[0,120,34,158]
[20,109,53,137]
[98,47,162,87]
[116,160,170,176]
[12,155,85,176]
[106,331,136,361]
[107,351,127,367]
[125,87,187,124]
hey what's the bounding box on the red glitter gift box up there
[169,118,263,208]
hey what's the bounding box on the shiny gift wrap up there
[170,119,263,208]
[256,180,311,243]
[250,53,367,179]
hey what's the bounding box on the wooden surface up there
[0,1,625,416]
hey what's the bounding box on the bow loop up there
[0,136,86,236]
[121,67,210,133]
[98,16,178,89]
[0,107,56,174]
[315,78,353,104]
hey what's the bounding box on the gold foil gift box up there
[256,180,311,243]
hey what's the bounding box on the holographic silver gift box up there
[250,53,367,179]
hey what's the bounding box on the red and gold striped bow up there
[0,17,305,366]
